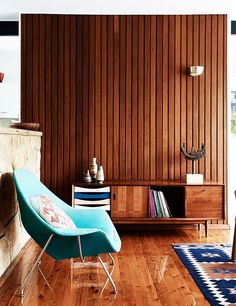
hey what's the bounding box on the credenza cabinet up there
[72,180,225,236]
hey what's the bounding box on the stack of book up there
[149,190,172,218]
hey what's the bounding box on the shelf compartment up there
[150,186,185,218]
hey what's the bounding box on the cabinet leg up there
[198,224,201,231]
[205,221,208,238]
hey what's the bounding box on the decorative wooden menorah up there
[181,143,206,174]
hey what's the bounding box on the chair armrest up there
[66,207,113,227]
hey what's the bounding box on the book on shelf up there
[159,191,172,218]
[149,190,172,218]
[149,190,156,217]
[153,190,163,217]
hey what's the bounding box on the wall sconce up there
[0,72,4,82]
[188,66,204,77]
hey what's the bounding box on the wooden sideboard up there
[72,180,225,236]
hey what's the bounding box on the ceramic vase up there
[83,170,92,183]
[89,157,98,182]
[96,165,104,183]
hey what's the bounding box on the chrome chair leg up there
[77,236,85,262]
[100,253,116,293]
[20,234,54,297]
[97,254,117,294]
[37,262,54,293]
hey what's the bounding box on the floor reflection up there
[153,255,169,282]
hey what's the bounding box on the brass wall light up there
[188,66,204,77]
[0,72,4,82]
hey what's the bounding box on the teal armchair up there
[13,169,121,296]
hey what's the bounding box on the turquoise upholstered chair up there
[13,169,121,296]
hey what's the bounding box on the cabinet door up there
[185,186,224,218]
[111,186,148,218]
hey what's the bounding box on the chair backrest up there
[13,169,71,244]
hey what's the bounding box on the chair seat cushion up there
[30,194,76,229]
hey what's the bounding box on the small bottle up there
[89,157,98,182]
[83,170,92,183]
[96,165,104,184]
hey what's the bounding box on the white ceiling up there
[1,0,236,20]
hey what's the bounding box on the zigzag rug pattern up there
[173,244,236,306]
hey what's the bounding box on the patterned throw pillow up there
[30,194,76,229]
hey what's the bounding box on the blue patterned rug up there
[173,244,236,306]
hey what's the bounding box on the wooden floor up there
[0,229,233,306]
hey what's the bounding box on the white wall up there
[0,0,235,20]
[0,37,20,120]
[228,14,236,227]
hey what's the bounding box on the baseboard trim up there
[0,238,32,288]
[208,224,230,230]
[116,223,230,231]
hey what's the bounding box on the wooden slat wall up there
[21,15,227,203]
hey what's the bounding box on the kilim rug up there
[173,244,236,306]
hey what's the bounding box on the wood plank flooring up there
[0,229,233,306]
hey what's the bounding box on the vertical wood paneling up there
[44,15,52,188]
[51,16,58,194]
[180,15,187,180]
[101,16,107,173]
[63,16,70,197]
[211,15,217,182]
[162,16,169,180]
[193,16,199,173]
[199,15,205,179]
[113,16,120,179]
[144,16,151,180]
[119,16,126,179]
[126,16,132,180]
[57,15,65,199]
[107,16,114,179]
[82,16,89,175]
[175,16,181,180]
[156,16,163,179]
[205,16,211,181]
[137,16,144,180]
[21,14,227,206]
[95,16,101,166]
[70,16,77,192]
[38,15,46,183]
[186,15,193,175]
[32,15,39,124]
[76,16,83,186]
[150,16,156,180]
[88,16,95,160]
[217,16,223,184]
[131,16,138,179]
[168,16,175,180]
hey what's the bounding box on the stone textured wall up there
[0,128,42,277]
